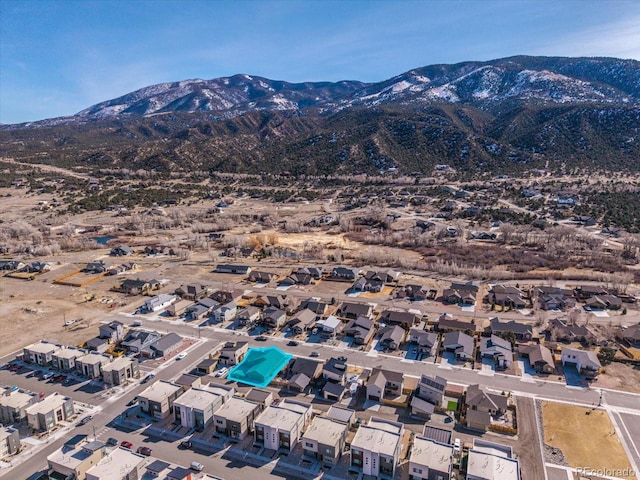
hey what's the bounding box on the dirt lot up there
[542,402,634,479]
[593,362,640,394]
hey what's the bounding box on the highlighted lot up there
[542,402,634,479]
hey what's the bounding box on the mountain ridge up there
[1,55,639,176]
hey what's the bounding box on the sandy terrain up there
[542,402,634,479]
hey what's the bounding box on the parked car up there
[120,441,133,449]
[190,461,205,472]
[176,352,187,360]
[137,446,152,456]
[76,415,93,427]
[179,440,192,450]
[106,437,118,446]
[126,396,138,407]
[309,351,319,357]
[255,336,267,342]
[287,340,298,346]
[141,374,155,384]
[42,372,54,380]
[338,356,347,363]
[215,368,228,378]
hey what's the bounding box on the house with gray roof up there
[416,374,447,406]
[479,335,513,370]
[143,332,182,358]
[344,316,376,346]
[518,344,555,374]
[443,331,475,361]
[409,436,453,480]
[367,368,404,402]
[409,329,438,357]
[561,347,601,379]
[378,325,405,351]
[380,309,420,328]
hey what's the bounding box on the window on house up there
[216,419,223,424]
[305,442,314,448]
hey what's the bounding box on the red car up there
[120,441,133,449]
[137,446,152,456]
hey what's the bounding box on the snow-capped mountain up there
[14,55,636,127]
[2,56,639,176]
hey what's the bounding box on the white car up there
[190,461,204,471]
[176,352,187,360]
[454,438,461,453]
[215,368,228,378]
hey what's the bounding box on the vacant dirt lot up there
[542,402,633,479]
[594,362,640,394]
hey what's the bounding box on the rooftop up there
[410,436,453,472]
[101,356,133,372]
[25,392,70,415]
[25,341,60,354]
[86,447,145,478]
[174,388,223,409]
[302,416,348,447]
[227,346,292,388]
[214,396,257,423]
[139,380,182,403]
[0,390,35,409]
[351,417,403,457]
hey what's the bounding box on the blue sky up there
[2,0,639,124]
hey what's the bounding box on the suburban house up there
[338,302,374,320]
[351,417,404,478]
[121,329,161,354]
[76,352,111,379]
[416,374,447,407]
[0,427,20,458]
[0,389,38,424]
[118,278,154,295]
[409,436,453,480]
[545,318,593,343]
[185,297,217,321]
[395,284,434,302]
[262,306,287,329]
[574,285,609,300]
[464,384,510,432]
[281,272,315,286]
[316,315,343,338]
[248,270,279,284]
[442,331,475,361]
[211,288,245,304]
[344,316,376,346]
[479,335,513,370]
[23,341,61,367]
[143,332,183,358]
[323,358,348,385]
[299,298,330,317]
[436,315,479,334]
[561,347,602,379]
[295,266,324,280]
[253,400,312,452]
[138,380,183,419]
[97,320,125,343]
[173,385,234,431]
[110,245,133,256]
[467,439,520,480]
[488,318,533,342]
[218,342,249,366]
[84,260,107,274]
[411,395,436,420]
[620,324,640,347]
[47,439,106,480]
[321,380,347,402]
[351,270,398,293]
[288,373,311,393]
[290,357,324,382]
[409,329,439,357]
[441,283,478,305]
[380,309,421,328]
[175,284,209,300]
[213,396,261,440]
[26,393,74,432]
[484,285,527,310]
[330,266,360,281]
[287,309,317,334]
[301,413,351,465]
[530,286,576,310]
[235,306,261,328]
[102,357,139,386]
[211,301,237,323]
[52,347,83,371]
[518,344,555,374]
[215,264,251,275]
[142,294,177,313]
[367,368,404,402]
[585,295,623,311]
[378,325,406,351]
[245,388,274,410]
[85,447,147,480]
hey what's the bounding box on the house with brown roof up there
[442,331,475,361]
[287,309,317,334]
[489,318,534,342]
[378,325,405,351]
[338,302,374,320]
[344,316,376,346]
[441,283,478,305]
[218,342,249,366]
[380,309,420,328]
[484,285,527,310]
[436,314,478,333]
[366,368,404,402]
[518,344,555,374]
[464,384,510,432]
[620,324,640,347]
